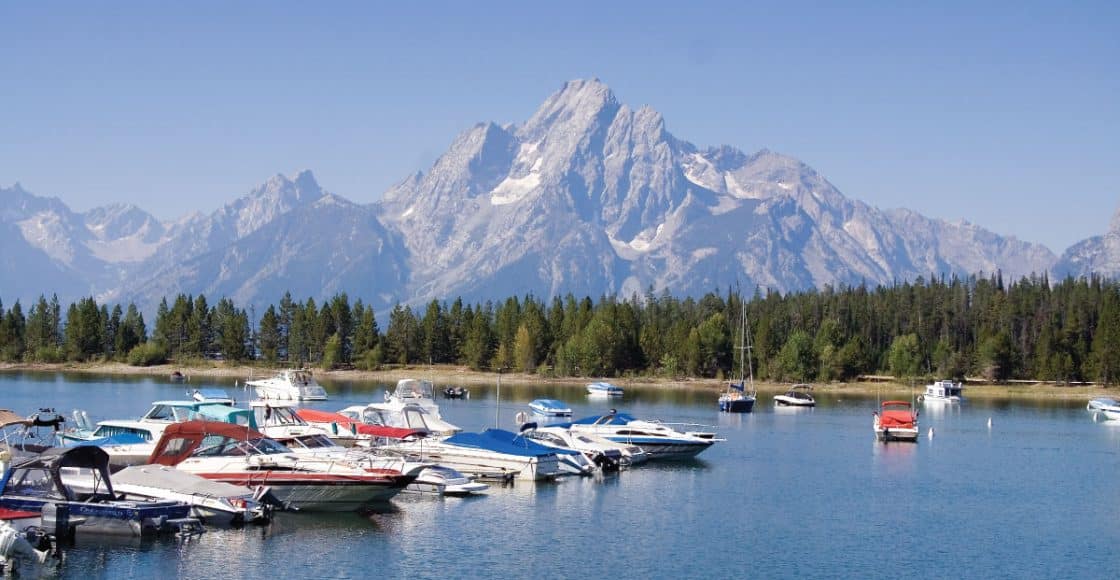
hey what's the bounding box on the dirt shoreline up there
[0,361,1112,400]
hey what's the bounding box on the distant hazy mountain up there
[1052,207,1120,279]
[0,79,1064,315]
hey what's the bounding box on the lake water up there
[1,372,1116,579]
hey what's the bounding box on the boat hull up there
[0,497,193,536]
[719,397,755,413]
[395,442,561,482]
[601,438,714,460]
[773,396,815,407]
[190,473,407,511]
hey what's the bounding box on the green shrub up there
[29,346,65,363]
[128,342,169,366]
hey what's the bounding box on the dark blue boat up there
[0,446,199,537]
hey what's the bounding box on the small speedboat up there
[443,386,469,399]
[529,399,572,417]
[874,401,919,442]
[0,446,200,537]
[774,384,815,407]
[1088,397,1120,420]
[73,464,273,526]
[586,382,624,397]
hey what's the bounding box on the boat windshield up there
[360,408,390,426]
[256,405,305,427]
[394,379,434,400]
[91,424,153,441]
[143,404,198,422]
[282,434,336,449]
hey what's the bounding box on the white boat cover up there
[112,465,253,497]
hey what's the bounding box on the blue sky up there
[1,1,1116,252]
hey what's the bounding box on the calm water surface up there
[1,372,1116,579]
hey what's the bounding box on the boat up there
[719,305,757,413]
[189,388,235,404]
[388,430,565,482]
[284,413,487,496]
[1087,397,1120,420]
[586,382,624,397]
[148,421,416,512]
[442,386,469,399]
[920,379,964,403]
[169,371,186,382]
[59,400,257,468]
[400,464,489,496]
[71,464,273,526]
[0,446,200,537]
[385,379,449,419]
[246,369,327,401]
[774,384,816,407]
[874,401,920,442]
[528,399,572,417]
[0,408,67,466]
[520,424,639,470]
[340,401,462,437]
[250,401,334,441]
[562,411,719,460]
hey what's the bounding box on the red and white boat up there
[873,401,919,442]
[148,420,416,511]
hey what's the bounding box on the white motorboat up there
[529,399,572,417]
[149,421,415,511]
[564,411,719,460]
[385,379,450,419]
[247,369,328,401]
[521,424,644,470]
[1088,397,1120,420]
[59,400,257,468]
[774,384,816,407]
[920,379,964,403]
[250,401,334,440]
[339,402,462,437]
[69,464,272,526]
[400,464,489,496]
[586,382,624,397]
[388,430,564,482]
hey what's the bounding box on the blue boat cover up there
[444,430,570,457]
[67,433,148,447]
[482,429,579,456]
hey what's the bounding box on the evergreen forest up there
[3,273,1120,384]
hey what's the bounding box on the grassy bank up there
[0,361,1113,401]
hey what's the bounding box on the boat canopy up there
[393,379,434,400]
[0,409,30,429]
[194,403,256,428]
[296,408,427,440]
[148,420,267,466]
[3,446,116,501]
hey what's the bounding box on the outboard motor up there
[592,450,623,473]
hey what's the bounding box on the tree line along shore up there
[1,273,1120,392]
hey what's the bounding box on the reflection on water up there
[1,372,1118,578]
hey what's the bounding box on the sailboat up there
[719,304,757,413]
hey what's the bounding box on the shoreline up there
[0,361,1112,400]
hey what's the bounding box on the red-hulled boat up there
[148,420,416,511]
[873,401,919,442]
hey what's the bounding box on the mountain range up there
[0,79,1111,316]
